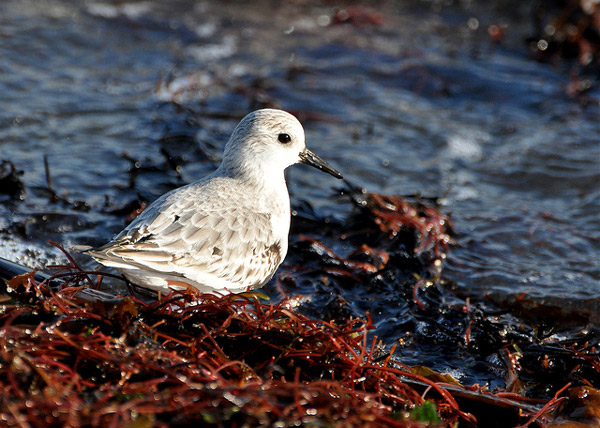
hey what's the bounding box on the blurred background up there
[0,1,598,314]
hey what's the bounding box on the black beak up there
[299,149,343,179]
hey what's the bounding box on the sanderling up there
[85,109,342,295]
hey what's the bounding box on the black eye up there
[278,133,292,144]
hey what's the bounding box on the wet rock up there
[0,160,25,201]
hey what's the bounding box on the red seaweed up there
[1,190,597,427]
[1,272,466,427]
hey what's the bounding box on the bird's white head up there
[220,109,342,183]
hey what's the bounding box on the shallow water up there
[1,0,598,330]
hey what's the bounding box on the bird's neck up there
[216,163,289,201]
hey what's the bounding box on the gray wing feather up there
[90,178,283,289]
